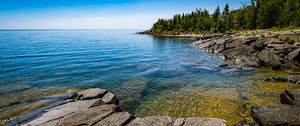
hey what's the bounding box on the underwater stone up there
[281,89,300,105]
[252,104,300,126]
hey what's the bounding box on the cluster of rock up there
[252,89,300,126]
[16,88,226,126]
[192,34,300,69]
[264,75,300,84]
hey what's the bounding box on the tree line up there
[150,0,300,34]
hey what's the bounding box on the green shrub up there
[280,36,296,44]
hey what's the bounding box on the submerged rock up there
[264,75,300,84]
[252,104,300,126]
[281,89,300,105]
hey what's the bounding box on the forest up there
[149,0,300,34]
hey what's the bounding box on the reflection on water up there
[0,30,299,125]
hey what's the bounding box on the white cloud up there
[81,18,89,21]
[96,17,104,20]
[19,14,24,17]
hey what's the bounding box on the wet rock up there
[257,50,281,69]
[288,49,300,61]
[127,116,173,126]
[22,99,100,126]
[252,104,300,126]
[281,89,300,105]
[94,112,133,126]
[101,92,119,105]
[183,117,226,126]
[78,88,107,100]
[57,105,118,126]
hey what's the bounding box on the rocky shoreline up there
[192,31,300,69]
[6,87,300,126]
[8,88,227,126]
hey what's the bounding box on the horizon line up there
[0,28,147,31]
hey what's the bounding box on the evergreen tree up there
[212,6,221,32]
[149,0,300,34]
[222,4,231,31]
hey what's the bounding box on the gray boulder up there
[78,88,107,100]
[252,104,300,126]
[257,50,282,69]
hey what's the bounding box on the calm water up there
[0,30,257,123]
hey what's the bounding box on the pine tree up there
[212,6,221,32]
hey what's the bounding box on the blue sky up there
[0,0,249,29]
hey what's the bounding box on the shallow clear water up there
[0,29,261,123]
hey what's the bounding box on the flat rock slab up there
[57,105,118,126]
[94,112,133,126]
[127,116,174,126]
[78,88,107,100]
[22,99,99,126]
[252,104,300,126]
